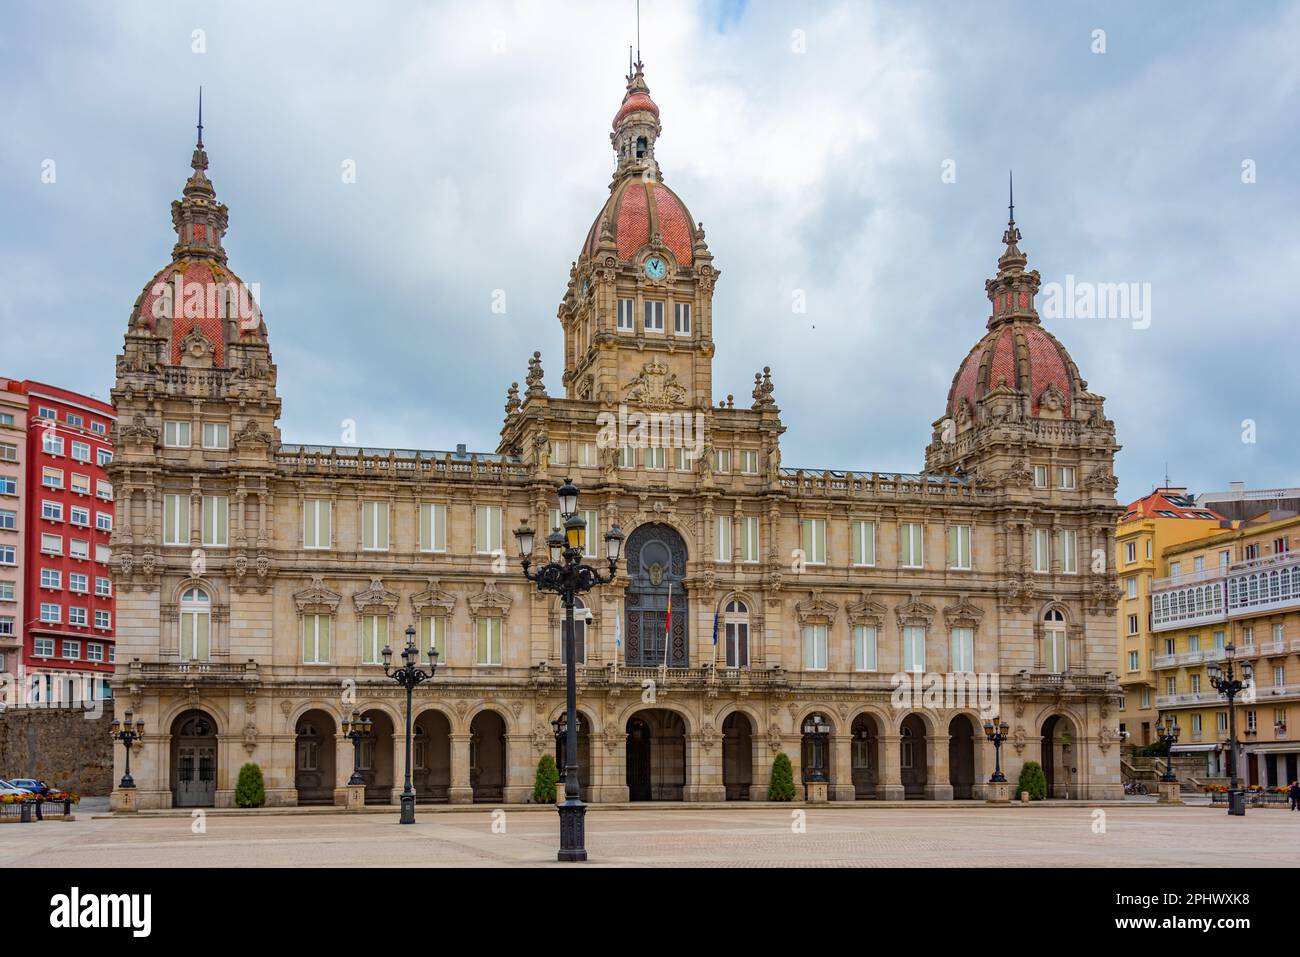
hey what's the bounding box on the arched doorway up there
[948,715,977,800]
[360,709,394,805]
[900,714,928,799]
[413,710,452,803]
[851,713,880,799]
[1041,714,1078,799]
[171,709,218,808]
[800,712,834,786]
[623,524,689,667]
[722,712,753,800]
[294,709,337,805]
[470,710,507,803]
[626,709,686,800]
[554,711,593,802]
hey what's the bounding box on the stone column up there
[333,732,356,806]
[503,732,530,804]
[878,732,905,800]
[749,730,772,802]
[589,729,629,803]
[925,731,954,800]
[830,733,855,801]
[691,728,726,802]
[449,732,473,804]
[390,727,407,805]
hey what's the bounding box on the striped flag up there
[614,606,621,650]
[664,582,672,666]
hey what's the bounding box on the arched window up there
[180,587,211,661]
[1043,608,1067,674]
[560,598,587,666]
[724,599,749,668]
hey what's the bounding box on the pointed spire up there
[170,90,229,263]
[197,86,204,148]
[985,173,1039,328]
[610,55,661,183]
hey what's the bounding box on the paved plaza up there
[1,802,1296,867]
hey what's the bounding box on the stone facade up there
[0,708,113,796]
[106,63,1124,809]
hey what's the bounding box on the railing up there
[0,798,76,822]
[1227,553,1300,616]
[1156,691,1221,708]
[1153,650,1206,669]
[1259,640,1286,656]
[131,660,256,678]
[276,444,531,481]
[777,468,991,500]
[1152,566,1227,590]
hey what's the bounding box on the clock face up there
[644,257,667,280]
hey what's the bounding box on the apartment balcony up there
[1255,682,1300,702]
[1152,566,1227,590]
[1152,650,1206,669]
[1259,640,1287,656]
[1150,578,1227,633]
[1227,549,1300,617]
[1155,691,1221,708]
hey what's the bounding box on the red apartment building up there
[11,380,116,705]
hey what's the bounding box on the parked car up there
[5,779,53,797]
[0,780,34,797]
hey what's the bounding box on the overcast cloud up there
[2,0,1297,505]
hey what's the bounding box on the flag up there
[614,606,621,649]
[712,606,720,646]
[664,582,672,666]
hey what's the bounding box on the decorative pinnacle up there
[197,86,204,148]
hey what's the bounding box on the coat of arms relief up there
[625,357,688,409]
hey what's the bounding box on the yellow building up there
[1150,513,1300,786]
[1115,488,1226,745]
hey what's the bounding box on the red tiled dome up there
[132,257,264,367]
[580,178,696,266]
[947,321,1081,421]
[613,91,659,129]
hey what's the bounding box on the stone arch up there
[287,698,347,731]
[898,712,930,799]
[544,706,596,801]
[351,699,403,729]
[1038,708,1085,799]
[294,708,337,805]
[624,707,688,801]
[468,708,508,803]
[848,708,886,799]
[947,713,979,800]
[463,702,517,736]
[721,710,755,800]
[412,707,452,803]
[623,522,690,667]
[614,698,694,734]
[889,707,941,736]
[160,697,230,735]
[169,708,220,808]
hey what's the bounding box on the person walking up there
[1289,780,1300,811]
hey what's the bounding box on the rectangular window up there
[202,495,229,547]
[1045,627,1068,674]
[68,607,88,627]
[42,467,63,489]
[619,445,635,468]
[1056,466,1076,489]
[576,442,596,467]
[1128,650,1139,671]
[673,447,687,471]
[0,413,10,426]
[724,614,748,668]
[740,516,760,563]
[715,516,732,563]
[44,433,65,456]
[0,509,17,530]
[476,617,502,665]
[901,523,925,568]
[739,450,758,474]
[0,617,11,637]
[1124,541,1137,564]
[1033,529,1051,573]
[65,413,83,427]
[360,615,387,664]
[947,524,972,570]
[94,609,110,630]
[851,521,875,567]
[801,518,826,565]
[69,573,88,593]
[475,505,503,555]
[674,301,691,335]
[96,512,112,532]
[202,422,229,449]
[163,493,189,545]
[71,473,90,495]
[37,406,56,419]
[1033,464,1048,488]
[617,297,634,331]
[0,546,13,565]
[70,505,90,526]
[802,624,828,671]
[303,499,332,549]
[419,503,447,552]
[71,441,91,462]
[713,448,731,473]
[1058,529,1078,574]
[419,616,447,661]
[97,449,112,467]
[91,420,106,435]
[164,421,191,447]
[950,627,975,673]
[42,501,63,521]
[302,615,331,664]
[97,480,113,500]
[643,300,664,332]
[0,477,14,495]
[582,509,600,559]
[645,447,665,470]
[1127,614,1138,635]
[550,441,568,465]
[41,568,61,589]
[34,637,54,656]
[87,643,104,662]
[96,576,112,597]
[362,500,390,551]
[1126,577,1138,599]
[70,536,90,558]
[41,533,62,555]
[40,602,61,623]
[903,626,926,673]
[854,625,878,672]
[0,581,14,600]
[180,607,210,661]
[62,639,81,657]
[0,443,16,463]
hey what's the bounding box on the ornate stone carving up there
[352,577,400,614]
[234,419,271,449]
[845,592,887,627]
[894,593,936,628]
[942,594,985,629]
[795,590,838,625]
[293,576,341,614]
[468,579,513,620]
[411,578,457,616]
[624,357,688,409]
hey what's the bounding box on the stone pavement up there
[1,804,1296,867]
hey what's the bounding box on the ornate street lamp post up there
[341,710,373,787]
[109,709,145,789]
[1154,715,1181,783]
[382,624,439,825]
[1207,643,1252,817]
[515,477,623,862]
[802,713,830,783]
[551,713,567,791]
[982,716,1010,783]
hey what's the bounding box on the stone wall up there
[0,707,114,795]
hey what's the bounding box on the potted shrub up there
[235,763,267,808]
[1017,761,1047,801]
[768,753,796,802]
[533,754,559,804]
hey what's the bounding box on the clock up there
[643,256,667,280]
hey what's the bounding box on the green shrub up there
[1017,760,1047,801]
[533,754,559,803]
[768,752,796,801]
[234,763,266,808]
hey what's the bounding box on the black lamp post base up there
[1228,790,1246,816]
[118,775,135,789]
[989,772,1007,783]
[400,792,416,825]
[557,800,587,862]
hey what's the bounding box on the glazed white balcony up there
[1227,549,1300,617]
[1150,579,1227,633]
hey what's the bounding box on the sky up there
[2,0,1297,506]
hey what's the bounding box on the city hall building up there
[108,63,1124,808]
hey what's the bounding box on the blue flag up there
[712,607,720,645]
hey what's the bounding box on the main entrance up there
[626,709,686,800]
[623,524,689,667]
[171,710,218,808]
[294,709,337,805]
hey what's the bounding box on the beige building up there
[107,63,1124,809]
[1151,513,1300,786]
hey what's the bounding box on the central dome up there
[579,177,697,266]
